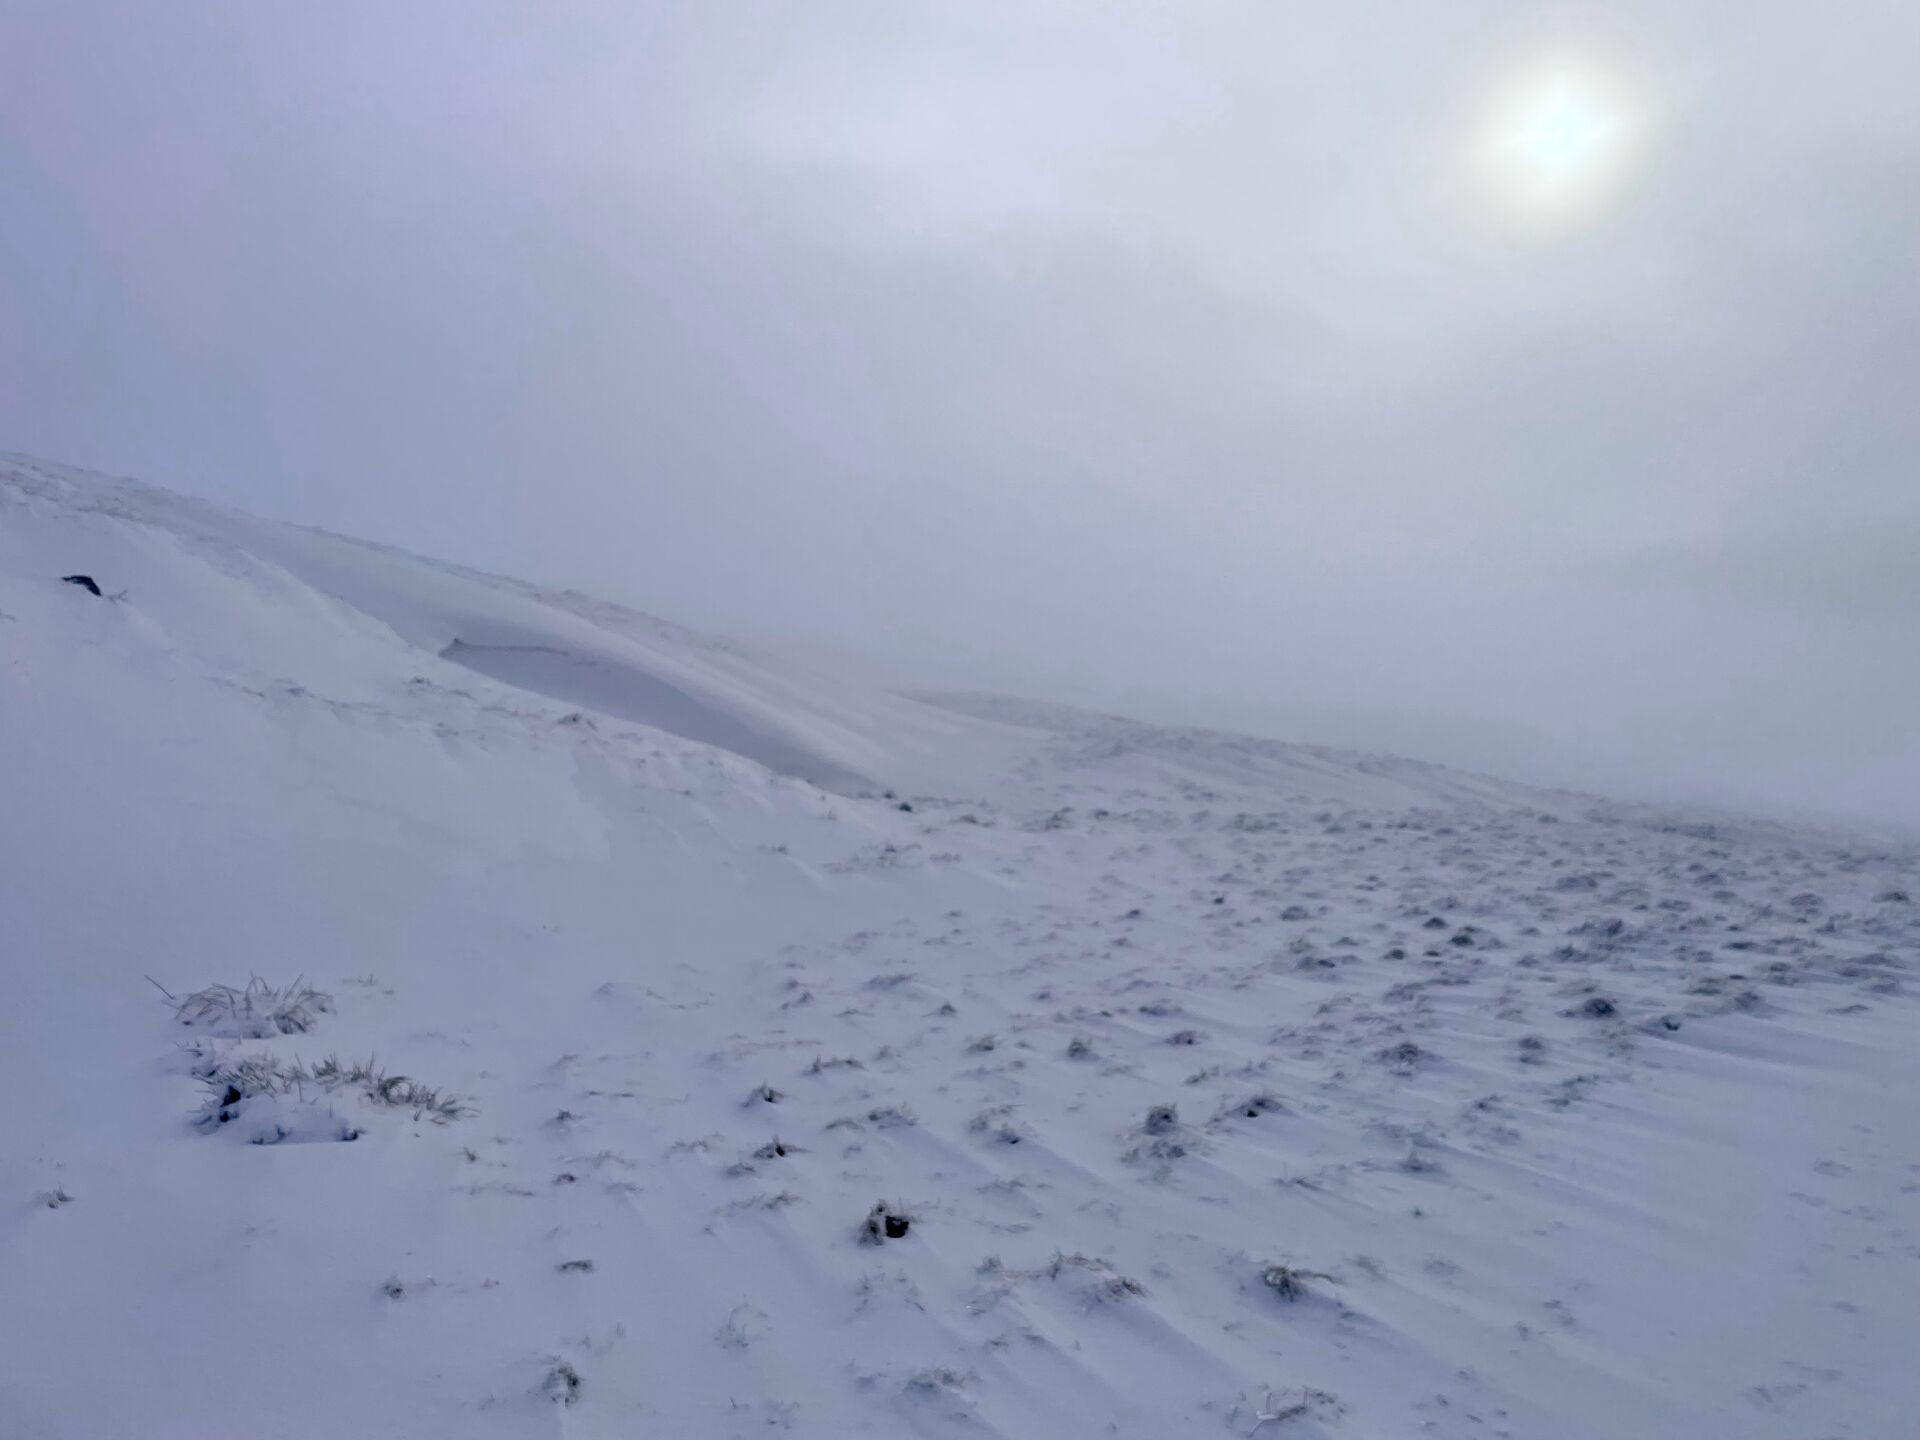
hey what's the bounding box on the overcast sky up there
[4,2,1917,827]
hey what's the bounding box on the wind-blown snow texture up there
[2,454,1915,1439]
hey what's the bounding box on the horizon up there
[14,443,1916,842]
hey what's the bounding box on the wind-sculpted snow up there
[0,454,1033,796]
[441,638,870,792]
[1,455,1916,1439]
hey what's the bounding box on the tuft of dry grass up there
[172,977,333,1038]
[1260,1263,1334,1301]
[194,1051,469,1128]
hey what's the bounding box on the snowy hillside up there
[2,454,1915,1440]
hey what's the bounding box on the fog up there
[5,2,1917,827]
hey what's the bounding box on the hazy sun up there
[1476,63,1638,223]
[1517,87,1611,172]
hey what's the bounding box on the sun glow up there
[1476,63,1639,224]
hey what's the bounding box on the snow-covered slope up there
[2,454,1915,1440]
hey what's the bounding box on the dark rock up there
[862,1200,912,1243]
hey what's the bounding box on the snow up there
[2,452,1915,1438]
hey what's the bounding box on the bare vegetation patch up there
[541,1360,582,1407]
